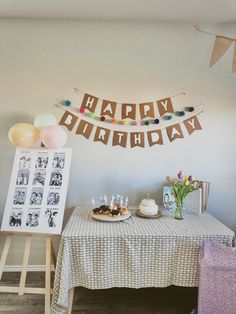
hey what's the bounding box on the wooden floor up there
[0,272,197,314]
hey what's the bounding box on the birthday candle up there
[99,195,104,205]
[91,197,95,208]
[104,194,108,205]
[120,195,123,207]
[125,196,129,207]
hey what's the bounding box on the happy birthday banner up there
[59,110,202,148]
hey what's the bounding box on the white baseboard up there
[3,265,55,272]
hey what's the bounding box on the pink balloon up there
[40,125,67,149]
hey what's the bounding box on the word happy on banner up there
[59,110,203,148]
[80,93,175,120]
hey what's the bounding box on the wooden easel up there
[0,233,57,314]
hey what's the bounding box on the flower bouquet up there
[166,171,197,220]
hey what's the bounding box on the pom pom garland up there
[79,107,85,113]
[100,116,106,122]
[111,118,117,123]
[145,120,150,125]
[154,119,160,124]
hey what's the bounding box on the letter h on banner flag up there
[130,132,145,148]
[81,93,99,113]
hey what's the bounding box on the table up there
[51,206,235,314]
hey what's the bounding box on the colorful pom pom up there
[65,100,71,107]
[123,120,129,126]
[100,116,106,121]
[111,118,117,124]
[88,112,94,118]
[154,119,160,124]
[179,111,185,116]
[79,107,85,113]
[188,106,195,112]
[167,115,173,120]
[145,120,150,125]
[135,121,141,126]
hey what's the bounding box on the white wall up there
[0,19,236,265]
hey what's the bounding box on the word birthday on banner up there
[59,110,202,148]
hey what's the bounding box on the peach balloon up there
[40,125,67,149]
[8,123,40,147]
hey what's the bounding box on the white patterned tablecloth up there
[51,205,235,314]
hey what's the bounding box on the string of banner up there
[56,89,204,148]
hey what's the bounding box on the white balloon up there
[34,112,58,130]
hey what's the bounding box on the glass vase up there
[175,201,184,220]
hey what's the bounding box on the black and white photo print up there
[45,209,58,228]
[9,209,23,227]
[1,148,72,234]
[29,187,44,206]
[52,153,65,169]
[18,155,31,169]
[32,169,46,186]
[35,153,49,169]
[49,171,63,186]
[16,169,30,185]
[13,187,27,205]
[47,192,60,205]
[26,211,40,227]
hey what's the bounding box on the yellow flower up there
[166,176,171,183]
[185,180,190,186]
[173,179,177,185]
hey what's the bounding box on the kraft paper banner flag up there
[94,126,111,145]
[147,129,163,147]
[183,115,202,135]
[101,100,117,118]
[157,98,174,116]
[233,41,236,73]
[81,93,99,113]
[59,111,78,131]
[112,131,128,148]
[209,36,234,68]
[76,119,94,139]
[121,103,136,120]
[130,132,145,148]
[166,123,184,142]
[139,102,155,119]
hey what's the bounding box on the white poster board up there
[1,148,72,235]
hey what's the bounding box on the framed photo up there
[1,148,72,235]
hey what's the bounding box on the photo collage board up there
[1,148,72,235]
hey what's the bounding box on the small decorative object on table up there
[166,171,197,220]
[91,194,131,222]
[136,195,161,219]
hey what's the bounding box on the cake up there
[139,199,158,216]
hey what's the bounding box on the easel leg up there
[19,235,32,296]
[67,287,74,314]
[45,236,51,314]
[51,239,57,268]
[0,234,13,280]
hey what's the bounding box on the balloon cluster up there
[8,112,67,149]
